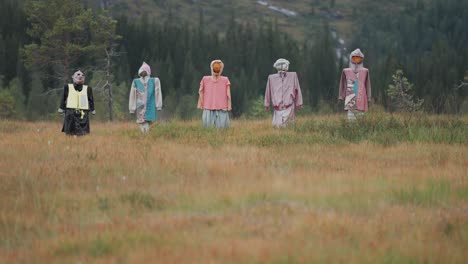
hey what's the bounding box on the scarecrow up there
[264,58,303,127]
[58,70,95,135]
[197,60,231,128]
[129,62,163,133]
[338,49,372,120]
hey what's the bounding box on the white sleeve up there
[155,78,163,110]
[129,80,137,113]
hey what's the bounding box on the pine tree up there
[6,78,26,119]
[0,89,15,119]
[22,0,118,86]
[246,96,269,119]
[0,38,5,83]
[26,72,46,120]
[387,69,424,112]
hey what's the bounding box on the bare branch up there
[456,82,468,90]
[39,87,63,96]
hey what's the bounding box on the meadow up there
[0,113,467,263]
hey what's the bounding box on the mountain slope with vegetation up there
[86,0,403,43]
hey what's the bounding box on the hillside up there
[92,0,405,45]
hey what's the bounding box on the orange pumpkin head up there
[212,62,221,74]
[351,56,363,64]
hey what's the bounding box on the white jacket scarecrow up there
[129,62,163,132]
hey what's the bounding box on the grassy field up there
[0,114,467,263]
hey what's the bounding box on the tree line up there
[352,0,468,113]
[0,0,466,121]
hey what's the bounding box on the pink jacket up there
[339,68,371,112]
[197,76,231,110]
[264,72,303,109]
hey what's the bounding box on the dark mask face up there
[73,71,85,84]
[140,71,148,77]
[351,56,363,64]
[212,62,221,74]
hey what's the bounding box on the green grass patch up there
[382,251,420,264]
[54,241,83,257]
[119,190,167,211]
[54,233,160,258]
[55,237,117,258]
[391,179,452,207]
[135,114,467,147]
[87,236,115,257]
[456,186,468,200]
[171,192,300,214]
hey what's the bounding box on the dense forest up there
[0,0,466,121]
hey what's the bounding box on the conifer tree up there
[22,0,118,86]
[387,69,424,113]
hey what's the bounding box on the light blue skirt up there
[202,110,230,128]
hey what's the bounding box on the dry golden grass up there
[0,116,467,263]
